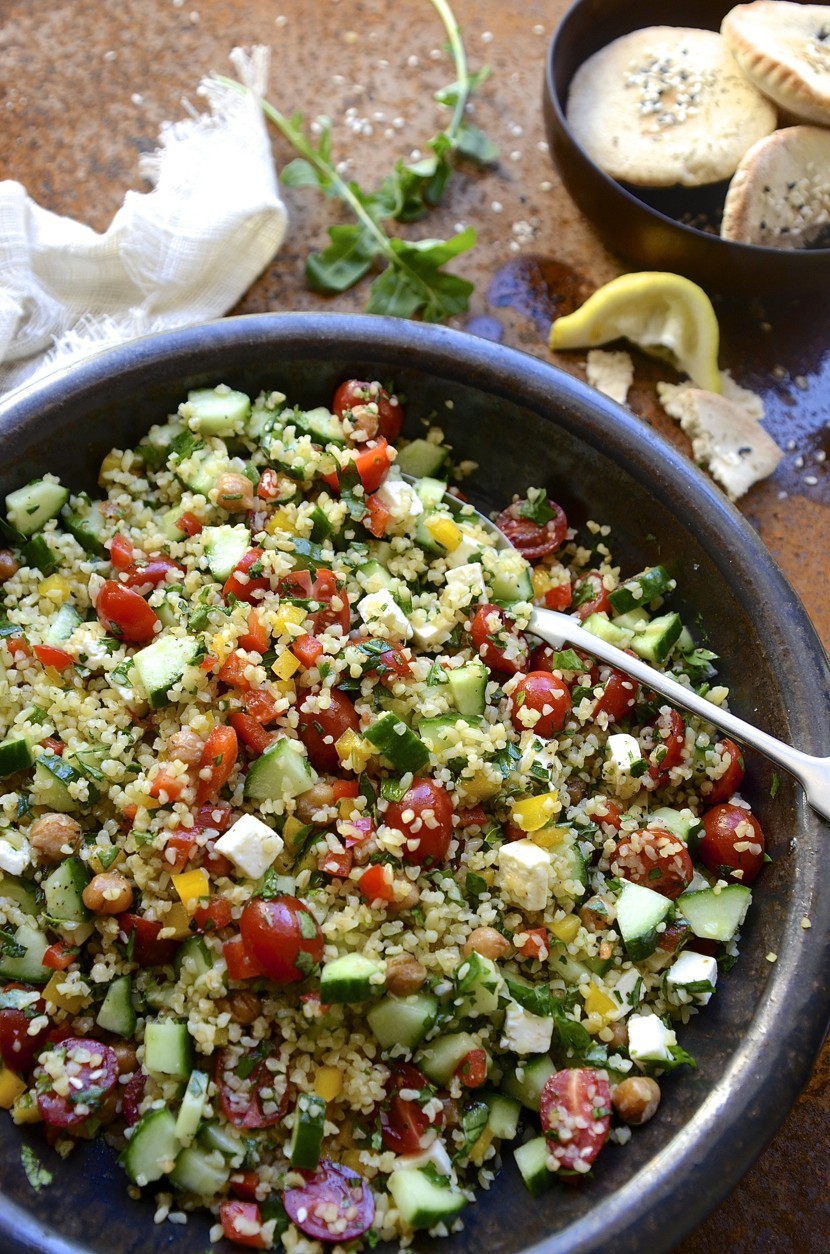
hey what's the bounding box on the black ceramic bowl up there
[0,313,828,1254]
[543,0,830,296]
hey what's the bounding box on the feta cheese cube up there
[396,1135,453,1177]
[0,837,31,876]
[603,732,645,799]
[627,1013,678,1067]
[214,815,284,880]
[442,562,485,607]
[410,615,453,650]
[497,839,551,912]
[444,531,485,569]
[357,588,412,640]
[374,478,423,531]
[502,1003,554,1055]
[665,950,718,1005]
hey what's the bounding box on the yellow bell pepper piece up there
[511,792,560,833]
[283,816,305,850]
[314,1067,343,1101]
[0,1066,27,1109]
[425,515,462,552]
[530,567,553,599]
[11,1089,41,1124]
[550,914,581,944]
[530,823,568,850]
[334,728,373,772]
[583,983,617,1019]
[88,847,126,875]
[42,972,88,1014]
[172,868,210,910]
[37,574,72,604]
[266,507,297,536]
[272,650,301,680]
[272,603,306,636]
[161,903,193,939]
[461,771,501,803]
[469,1124,495,1166]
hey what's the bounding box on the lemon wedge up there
[549,272,722,394]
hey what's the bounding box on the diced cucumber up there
[43,857,90,924]
[289,1092,327,1170]
[446,661,488,717]
[133,634,197,709]
[357,558,397,593]
[34,754,83,813]
[650,806,703,846]
[182,387,251,438]
[364,713,430,774]
[395,440,448,478]
[21,534,59,575]
[5,480,69,537]
[170,1142,230,1196]
[677,884,752,942]
[500,1055,556,1112]
[550,837,588,898]
[175,1069,210,1147]
[415,478,448,511]
[454,951,503,1018]
[309,504,335,542]
[609,565,674,614]
[320,953,385,1004]
[367,992,439,1051]
[0,733,34,779]
[64,497,108,557]
[199,1121,245,1160]
[418,1031,486,1086]
[202,524,251,582]
[548,945,600,987]
[581,612,633,649]
[96,974,136,1037]
[388,1168,467,1230]
[158,505,191,543]
[144,1019,192,1080]
[174,936,215,981]
[489,552,533,605]
[630,612,682,664]
[244,737,318,802]
[44,603,83,646]
[0,877,39,915]
[515,1136,552,1197]
[612,609,651,633]
[616,880,674,961]
[0,921,51,984]
[486,1092,522,1141]
[177,448,229,497]
[137,420,186,465]
[417,714,482,756]
[293,406,346,447]
[122,1107,180,1185]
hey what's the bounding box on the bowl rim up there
[544,0,830,265]
[0,311,828,1254]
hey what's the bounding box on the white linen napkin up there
[0,46,287,403]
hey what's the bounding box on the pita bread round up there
[722,2,830,125]
[566,27,777,187]
[721,124,830,246]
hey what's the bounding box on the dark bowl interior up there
[543,0,830,296]
[0,313,828,1254]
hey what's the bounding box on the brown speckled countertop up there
[1,0,828,1248]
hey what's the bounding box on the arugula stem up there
[428,0,469,142]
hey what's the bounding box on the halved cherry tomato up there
[121,557,184,591]
[292,634,325,669]
[699,803,766,885]
[611,828,694,899]
[594,668,639,722]
[121,1071,146,1126]
[237,609,269,655]
[297,689,359,772]
[195,725,238,804]
[322,437,392,495]
[543,581,573,611]
[308,569,350,637]
[455,804,487,828]
[240,895,324,984]
[539,1068,612,1173]
[572,570,611,620]
[224,549,269,604]
[40,737,64,756]
[257,468,292,502]
[229,712,276,757]
[358,864,395,903]
[350,636,412,683]
[495,498,568,559]
[36,1039,119,1130]
[223,935,267,981]
[509,670,572,738]
[649,708,686,781]
[364,493,391,538]
[594,798,623,830]
[176,510,203,537]
[380,1063,435,1154]
[109,533,134,570]
[706,738,745,804]
[215,1046,291,1129]
[32,644,73,671]
[96,581,159,643]
[192,896,233,932]
[470,604,529,675]
[384,777,454,866]
[229,1172,261,1202]
[283,1161,374,1244]
[455,1048,488,1089]
[162,829,197,872]
[517,927,550,960]
[0,999,50,1072]
[333,379,404,443]
[42,940,78,971]
[116,913,180,966]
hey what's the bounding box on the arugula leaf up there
[305,224,379,294]
[519,489,556,527]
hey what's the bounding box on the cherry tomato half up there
[297,689,359,772]
[36,1038,119,1129]
[121,557,184,591]
[539,1067,612,1173]
[215,1045,292,1129]
[224,549,269,604]
[219,1200,269,1249]
[649,709,686,781]
[283,1160,375,1244]
[240,895,324,984]
[333,379,404,443]
[611,828,694,899]
[0,999,50,1072]
[96,580,159,643]
[495,498,568,559]
[379,1062,435,1154]
[706,738,745,804]
[384,777,454,866]
[470,604,529,676]
[572,571,611,620]
[510,671,572,738]
[594,669,639,722]
[699,803,766,885]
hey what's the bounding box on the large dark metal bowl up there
[543,0,830,296]
[0,313,828,1254]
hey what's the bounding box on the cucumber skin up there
[122,1108,180,1185]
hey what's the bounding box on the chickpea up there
[217,990,262,1026]
[215,472,255,514]
[580,895,615,933]
[566,778,587,805]
[387,882,421,914]
[82,871,133,914]
[28,813,82,864]
[462,927,512,961]
[111,1041,139,1076]
[294,779,336,824]
[612,1076,661,1126]
[606,1020,629,1050]
[167,728,204,766]
[385,953,428,997]
[0,550,20,582]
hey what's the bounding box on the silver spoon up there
[404,477,830,822]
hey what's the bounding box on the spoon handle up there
[531,607,830,823]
